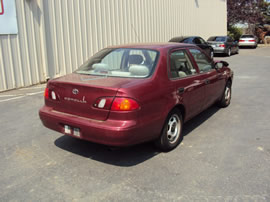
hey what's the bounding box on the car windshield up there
[241,35,254,38]
[76,48,159,78]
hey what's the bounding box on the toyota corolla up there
[39,43,233,151]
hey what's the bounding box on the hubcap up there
[167,114,181,144]
[225,87,231,103]
[228,49,231,56]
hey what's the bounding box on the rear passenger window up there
[170,50,197,79]
[189,49,213,73]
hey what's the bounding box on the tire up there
[227,48,231,57]
[155,109,183,152]
[218,81,232,108]
[235,47,239,54]
[210,50,214,59]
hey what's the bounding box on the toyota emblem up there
[72,89,79,95]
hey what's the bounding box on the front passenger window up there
[189,49,213,73]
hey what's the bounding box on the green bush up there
[228,26,243,41]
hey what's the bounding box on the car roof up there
[209,36,227,38]
[107,43,197,50]
[169,36,201,42]
[240,34,255,37]
[207,36,228,40]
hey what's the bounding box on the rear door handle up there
[178,87,185,94]
[205,79,210,84]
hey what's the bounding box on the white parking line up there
[0,96,26,103]
[18,85,46,91]
[26,91,44,96]
[0,94,24,98]
[0,91,44,103]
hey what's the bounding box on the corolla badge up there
[72,89,79,95]
[64,96,87,104]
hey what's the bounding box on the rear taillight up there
[44,87,58,101]
[239,40,245,42]
[94,97,140,111]
[44,88,49,99]
[248,40,255,42]
[219,44,225,47]
[111,98,139,111]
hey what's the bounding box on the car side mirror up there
[215,61,229,69]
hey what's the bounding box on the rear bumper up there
[39,106,150,146]
[213,47,226,54]
[238,42,256,47]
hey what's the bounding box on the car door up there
[169,49,206,121]
[188,48,225,109]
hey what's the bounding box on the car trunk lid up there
[46,73,136,121]
[208,41,225,47]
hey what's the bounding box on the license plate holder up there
[73,128,81,137]
[64,125,71,134]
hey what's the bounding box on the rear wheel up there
[155,109,183,152]
[227,48,231,57]
[235,47,239,54]
[218,81,232,108]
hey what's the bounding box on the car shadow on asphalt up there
[54,136,160,167]
[182,105,220,137]
[54,105,220,167]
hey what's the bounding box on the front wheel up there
[210,50,214,59]
[218,81,232,108]
[155,109,183,152]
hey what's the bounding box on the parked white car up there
[238,34,257,48]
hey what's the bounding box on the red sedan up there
[39,43,233,151]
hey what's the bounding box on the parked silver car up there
[207,36,239,57]
[238,34,257,48]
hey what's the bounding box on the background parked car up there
[238,34,258,48]
[207,36,239,57]
[169,36,214,59]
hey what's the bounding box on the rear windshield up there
[241,35,254,38]
[208,36,226,42]
[76,48,159,78]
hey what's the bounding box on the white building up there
[0,0,227,92]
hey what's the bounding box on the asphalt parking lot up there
[1,47,270,201]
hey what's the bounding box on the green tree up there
[227,0,265,26]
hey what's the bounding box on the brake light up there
[44,88,49,99]
[44,87,59,101]
[111,98,139,111]
[248,40,255,42]
[219,44,225,47]
[239,40,245,42]
[94,97,140,111]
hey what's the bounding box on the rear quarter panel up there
[115,48,179,141]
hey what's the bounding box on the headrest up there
[129,65,149,76]
[92,63,109,71]
[129,55,144,65]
